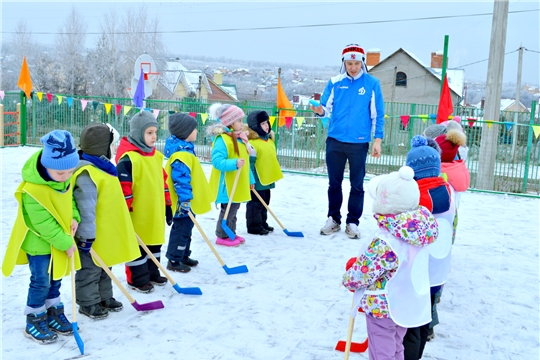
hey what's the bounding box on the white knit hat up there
[340,44,368,74]
[368,166,420,215]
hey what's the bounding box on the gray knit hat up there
[168,113,197,140]
[128,110,158,152]
[80,123,113,159]
[423,124,447,139]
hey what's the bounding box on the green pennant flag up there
[92,101,99,111]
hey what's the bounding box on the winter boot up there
[47,303,73,335]
[129,282,154,293]
[320,217,340,235]
[234,235,246,244]
[100,298,123,312]
[247,228,269,236]
[167,260,191,273]
[79,303,109,319]
[182,257,199,267]
[25,312,58,344]
[150,275,168,286]
[216,237,241,247]
[263,224,274,232]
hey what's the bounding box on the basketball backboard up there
[130,54,160,98]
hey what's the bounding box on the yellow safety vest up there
[165,152,212,215]
[2,182,81,280]
[209,134,251,203]
[73,166,141,266]
[119,151,165,245]
[250,138,284,186]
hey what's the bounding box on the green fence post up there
[522,100,536,193]
[316,116,321,168]
[31,92,36,143]
[19,91,27,145]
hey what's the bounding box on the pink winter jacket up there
[441,160,470,192]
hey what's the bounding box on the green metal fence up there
[1,91,538,195]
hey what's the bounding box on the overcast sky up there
[1,0,539,85]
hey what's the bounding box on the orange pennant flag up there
[276,77,296,127]
[17,56,33,98]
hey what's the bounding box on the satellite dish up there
[130,54,160,98]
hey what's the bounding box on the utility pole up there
[511,45,524,158]
[198,75,202,99]
[477,0,509,190]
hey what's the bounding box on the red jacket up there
[441,160,470,192]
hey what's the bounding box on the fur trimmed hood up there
[206,122,249,137]
[247,128,275,141]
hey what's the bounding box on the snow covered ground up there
[1,146,539,360]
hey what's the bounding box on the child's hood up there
[21,150,71,191]
[115,136,156,161]
[205,122,249,138]
[247,127,275,141]
[375,206,438,247]
[164,135,195,158]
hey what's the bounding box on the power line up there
[524,49,540,54]
[455,49,520,69]
[2,9,537,35]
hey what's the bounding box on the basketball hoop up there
[130,54,160,98]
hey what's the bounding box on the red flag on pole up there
[436,74,453,124]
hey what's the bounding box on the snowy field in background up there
[1,146,538,360]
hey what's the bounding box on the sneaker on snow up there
[181,257,199,267]
[167,260,191,273]
[320,217,340,235]
[47,303,73,335]
[129,282,154,293]
[25,312,58,344]
[150,275,168,286]
[79,303,109,319]
[216,237,241,247]
[345,223,360,239]
[100,297,123,312]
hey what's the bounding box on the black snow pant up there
[403,293,437,359]
[246,189,271,233]
[75,251,113,307]
[125,244,162,287]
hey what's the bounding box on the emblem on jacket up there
[46,135,77,159]
[358,87,366,96]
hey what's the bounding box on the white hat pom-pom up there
[399,166,415,181]
[208,103,223,120]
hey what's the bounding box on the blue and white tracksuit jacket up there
[164,135,194,218]
[319,70,385,143]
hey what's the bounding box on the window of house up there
[396,72,407,87]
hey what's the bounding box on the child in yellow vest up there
[207,103,255,246]
[164,113,212,272]
[73,123,140,319]
[246,110,283,235]
[115,111,173,293]
[2,130,80,344]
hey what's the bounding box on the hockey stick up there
[335,302,368,354]
[70,255,84,355]
[221,169,241,241]
[136,234,202,295]
[251,189,304,237]
[188,210,248,275]
[89,249,164,311]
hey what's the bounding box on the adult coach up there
[311,44,384,239]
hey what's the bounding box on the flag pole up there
[440,35,449,95]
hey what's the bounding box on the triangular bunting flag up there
[124,105,132,116]
[67,97,73,108]
[144,108,151,112]
[168,110,175,115]
[17,56,33,98]
[92,101,99,111]
[321,117,329,128]
[400,115,410,129]
[153,109,160,118]
[452,116,461,123]
[384,114,388,119]
[427,114,436,119]
[189,111,197,118]
[269,116,276,127]
[486,120,493,129]
[505,122,513,131]
[0,91,5,100]
[468,119,476,129]
[80,99,88,111]
[104,103,112,114]
[56,95,63,105]
[37,92,43,101]
[533,125,540,139]
[115,104,122,116]
[296,117,305,127]
[200,113,209,124]
[46,93,53,103]
[285,116,293,129]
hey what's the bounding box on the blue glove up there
[179,201,190,216]
[77,238,95,253]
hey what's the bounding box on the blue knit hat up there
[406,135,441,180]
[40,130,79,170]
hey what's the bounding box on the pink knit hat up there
[209,103,245,127]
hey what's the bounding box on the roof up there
[473,99,529,111]
[207,79,237,101]
[160,61,212,95]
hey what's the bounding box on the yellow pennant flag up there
[17,56,33,98]
[384,114,388,119]
[123,105,132,116]
[276,77,296,127]
[269,116,276,127]
[104,103,112,114]
[200,113,209,125]
[56,95,63,105]
[533,125,540,139]
[37,92,43,101]
[296,117,305,127]
[486,120,493,129]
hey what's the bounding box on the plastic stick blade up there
[131,300,165,311]
[334,338,369,353]
[72,322,84,355]
[223,264,249,275]
[221,219,236,240]
[283,229,304,237]
[172,283,202,295]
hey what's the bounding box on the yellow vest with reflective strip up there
[2,182,81,280]
[250,138,283,186]
[73,165,141,266]
[165,152,212,215]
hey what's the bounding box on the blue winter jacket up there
[319,70,385,143]
[211,136,255,204]
[164,135,194,218]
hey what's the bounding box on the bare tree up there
[1,19,38,91]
